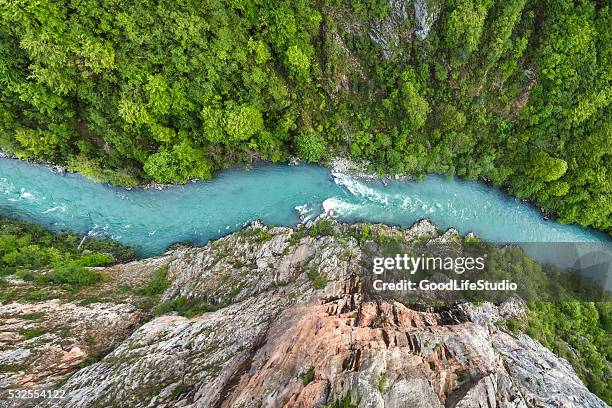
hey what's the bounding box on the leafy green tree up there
[0,217,134,275]
[444,0,493,64]
[527,151,568,182]
[296,130,326,162]
[286,45,311,81]
[224,104,264,142]
[401,81,429,129]
[144,139,212,183]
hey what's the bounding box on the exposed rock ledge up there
[0,220,607,408]
[330,157,410,183]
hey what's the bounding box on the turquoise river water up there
[0,157,609,257]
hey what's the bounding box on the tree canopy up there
[0,0,609,233]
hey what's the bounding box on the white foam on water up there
[401,197,415,210]
[19,189,35,200]
[294,203,320,222]
[331,172,389,206]
[88,225,109,237]
[295,203,308,215]
[42,205,66,214]
[322,197,363,217]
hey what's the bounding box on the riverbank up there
[0,150,69,176]
[0,151,403,189]
[329,157,411,184]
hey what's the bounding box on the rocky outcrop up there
[369,0,411,58]
[369,0,441,57]
[0,301,142,403]
[324,0,442,80]
[0,221,607,407]
[414,0,441,39]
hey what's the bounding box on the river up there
[0,158,608,257]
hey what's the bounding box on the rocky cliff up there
[0,220,608,408]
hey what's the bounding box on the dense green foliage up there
[0,0,609,231]
[0,217,135,276]
[36,261,104,286]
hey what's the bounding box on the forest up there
[0,0,609,233]
[0,217,134,283]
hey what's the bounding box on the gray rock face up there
[494,332,608,408]
[369,0,410,58]
[414,0,440,39]
[0,300,142,406]
[50,293,285,408]
[0,221,607,408]
[460,297,526,328]
[368,0,441,57]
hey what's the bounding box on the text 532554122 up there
[8,389,66,399]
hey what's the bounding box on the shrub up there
[20,328,44,340]
[152,296,219,318]
[307,269,328,289]
[38,263,102,286]
[308,220,336,237]
[300,367,315,385]
[136,266,170,296]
